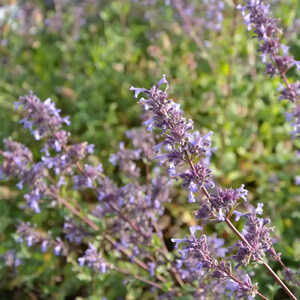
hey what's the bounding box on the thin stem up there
[256,291,270,300]
[225,271,269,300]
[224,217,252,250]
[185,151,296,300]
[106,199,149,239]
[270,50,300,117]
[269,247,294,278]
[74,158,149,240]
[112,266,163,290]
[225,218,296,300]
[269,49,292,91]
[72,153,186,288]
[52,192,149,272]
[55,190,165,291]
[262,261,297,300]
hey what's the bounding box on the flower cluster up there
[237,0,300,138]
[0,84,296,299]
[78,244,108,273]
[93,171,172,253]
[131,76,249,222]
[0,138,48,213]
[15,92,70,143]
[125,128,156,161]
[232,204,274,266]
[3,92,99,212]
[0,250,21,268]
[109,142,141,178]
[285,99,300,139]
[172,227,258,299]
[16,222,68,256]
[1,92,174,286]
[64,218,88,244]
[1,72,297,298]
[0,138,33,180]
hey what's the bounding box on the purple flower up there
[233,211,273,265]
[217,208,225,222]
[1,250,21,268]
[64,218,86,244]
[129,86,148,98]
[41,240,49,253]
[78,244,108,273]
[148,262,156,277]
[16,222,52,251]
[15,93,71,146]
[167,161,176,177]
[188,191,196,203]
[171,232,255,297]
[294,176,300,185]
[236,184,248,202]
[109,142,141,178]
[53,238,67,256]
[233,210,246,221]
[255,203,264,215]
[189,225,202,238]
[87,144,95,154]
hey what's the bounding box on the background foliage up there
[0,0,299,299]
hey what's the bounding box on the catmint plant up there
[0,1,299,299]
[131,74,297,299]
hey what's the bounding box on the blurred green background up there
[0,0,299,299]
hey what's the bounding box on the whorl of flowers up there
[63,218,88,244]
[1,93,95,213]
[232,203,274,266]
[172,227,259,299]
[16,222,68,256]
[237,0,300,138]
[15,92,71,143]
[0,250,21,268]
[78,244,108,273]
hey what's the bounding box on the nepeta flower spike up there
[237,0,300,138]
